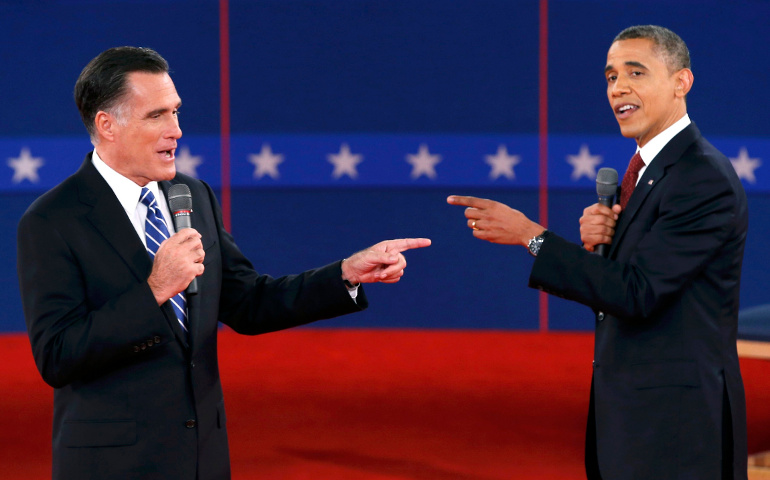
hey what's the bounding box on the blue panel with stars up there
[230,133,539,188]
[1,137,92,192]
[3,134,766,192]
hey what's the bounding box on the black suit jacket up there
[17,153,367,480]
[529,123,748,479]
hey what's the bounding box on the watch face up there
[528,232,547,256]
[528,237,541,255]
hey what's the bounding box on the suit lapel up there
[77,155,153,282]
[609,123,701,258]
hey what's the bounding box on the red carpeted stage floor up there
[2,330,769,479]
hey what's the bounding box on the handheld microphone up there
[167,184,198,295]
[595,168,618,258]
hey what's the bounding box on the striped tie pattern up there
[139,187,188,334]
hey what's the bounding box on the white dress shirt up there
[91,150,176,247]
[634,114,691,186]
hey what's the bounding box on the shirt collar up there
[637,114,691,166]
[91,149,162,214]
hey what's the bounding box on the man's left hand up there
[342,238,431,284]
[447,195,543,246]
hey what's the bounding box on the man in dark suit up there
[448,25,748,479]
[17,46,430,480]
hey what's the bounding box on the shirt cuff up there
[346,284,359,302]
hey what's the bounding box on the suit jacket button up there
[185,420,197,428]
[597,312,605,321]
[154,336,161,344]
[140,342,147,350]
[133,346,140,353]
[146,338,154,346]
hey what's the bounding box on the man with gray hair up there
[449,25,748,479]
[18,46,430,479]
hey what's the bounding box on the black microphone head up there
[596,168,619,197]
[167,184,193,213]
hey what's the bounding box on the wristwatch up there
[527,230,550,257]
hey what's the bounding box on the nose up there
[166,115,182,139]
[611,77,630,97]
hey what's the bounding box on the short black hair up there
[614,25,691,73]
[74,46,169,140]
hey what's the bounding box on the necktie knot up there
[140,187,158,209]
[619,152,645,209]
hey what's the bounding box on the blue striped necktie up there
[139,187,189,334]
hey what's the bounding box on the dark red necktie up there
[619,152,645,209]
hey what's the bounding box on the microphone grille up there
[596,168,618,196]
[167,184,193,212]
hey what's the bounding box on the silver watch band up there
[527,230,550,257]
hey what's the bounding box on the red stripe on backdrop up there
[538,0,550,332]
[219,0,232,232]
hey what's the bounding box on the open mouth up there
[615,104,639,119]
[159,149,175,159]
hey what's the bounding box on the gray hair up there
[614,25,691,73]
[74,46,169,144]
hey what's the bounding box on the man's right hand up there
[147,228,205,305]
[579,203,622,253]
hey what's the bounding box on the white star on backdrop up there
[249,144,284,179]
[174,146,202,178]
[8,147,44,183]
[327,143,363,179]
[485,144,520,180]
[730,147,761,184]
[406,144,441,180]
[566,144,602,180]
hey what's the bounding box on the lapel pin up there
[648,179,654,185]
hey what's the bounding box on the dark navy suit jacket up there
[18,153,367,479]
[529,123,748,479]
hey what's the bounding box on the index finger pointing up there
[447,195,489,209]
[382,238,432,253]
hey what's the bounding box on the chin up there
[160,168,177,181]
[617,125,639,140]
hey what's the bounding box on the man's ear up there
[94,111,116,142]
[675,68,694,98]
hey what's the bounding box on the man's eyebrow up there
[144,102,182,118]
[605,61,648,74]
[624,61,648,70]
[144,108,168,118]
